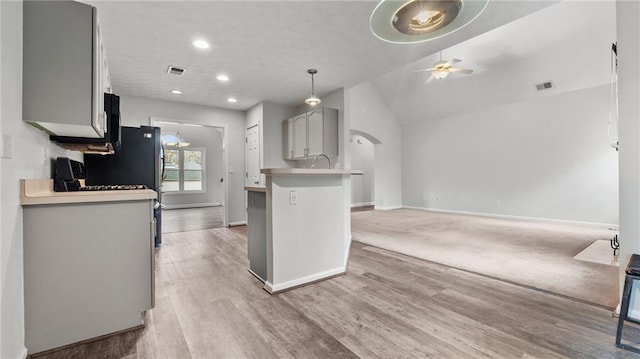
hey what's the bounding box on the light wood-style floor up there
[31,226,640,358]
[162,206,224,234]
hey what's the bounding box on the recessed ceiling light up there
[170,89,182,95]
[216,74,230,82]
[227,97,237,103]
[192,40,210,49]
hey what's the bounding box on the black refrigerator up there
[84,126,164,246]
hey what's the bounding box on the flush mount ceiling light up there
[192,39,210,49]
[170,89,182,95]
[216,74,230,82]
[370,0,489,44]
[227,97,237,103]
[304,69,321,106]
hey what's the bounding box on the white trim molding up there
[351,202,375,208]
[264,266,346,294]
[403,206,618,230]
[162,202,222,210]
[18,348,28,359]
[228,221,247,227]
[374,205,402,211]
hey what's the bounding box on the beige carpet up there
[351,209,619,308]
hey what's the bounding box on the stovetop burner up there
[80,184,148,191]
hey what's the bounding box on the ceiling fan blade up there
[412,68,436,73]
[424,74,436,84]
[448,58,462,64]
[449,67,473,74]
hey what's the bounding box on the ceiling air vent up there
[536,81,553,91]
[167,66,185,76]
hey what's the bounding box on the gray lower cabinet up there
[23,200,154,354]
[247,191,267,282]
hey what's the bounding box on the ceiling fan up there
[415,52,473,82]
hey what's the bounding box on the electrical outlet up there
[43,147,48,165]
[289,190,297,205]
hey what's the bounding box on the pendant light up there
[304,69,321,106]
[176,124,190,147]
[162,123,190,147]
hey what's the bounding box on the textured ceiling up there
[370,0,617,124]
[87,0,556,111]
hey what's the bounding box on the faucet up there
[311,153,331,169]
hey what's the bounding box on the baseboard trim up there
[374,205,402,211]
[351,202,375,208]
[163,202,222,210]
[402,206,618,229]
[264,266,346,294]
[248,269,266,283]
[228,221,246,227]
[18,347,28,359]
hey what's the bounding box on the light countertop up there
[261,168,363,175]
[21,179,157,206]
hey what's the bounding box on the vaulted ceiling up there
[88,0,557,111]
[370,0,617,124]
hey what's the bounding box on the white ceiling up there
[88,0,557,111]
[370,0,617,124]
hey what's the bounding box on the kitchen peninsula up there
[21,179,156,354]
[246,168,362,293]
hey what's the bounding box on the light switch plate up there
[0,133,12,159]
[289,190,297,205]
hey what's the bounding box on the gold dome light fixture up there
[370,0,489,44]
[304,69,321,106]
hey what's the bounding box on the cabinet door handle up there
[102,111,108,133]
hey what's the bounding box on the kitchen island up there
[247,168,362,293]
[21,179,157,355]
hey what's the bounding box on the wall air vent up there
[167,66,185,76]
[536,81,553,91]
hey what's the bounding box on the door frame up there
[150,117,229,227]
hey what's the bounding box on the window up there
[162,147,205,193]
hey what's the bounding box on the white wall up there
[1,2,81,357]
[402,84,618,224]
[348,82,402,209]
[263,102,294,169]
[350,134,375,206]
[616,0,640,316]
[119,95,246,224]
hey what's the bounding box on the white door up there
[246,125,261,186]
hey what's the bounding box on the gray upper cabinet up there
[23,0,108,138]
[282,107,338,160]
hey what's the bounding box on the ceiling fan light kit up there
[370,0,489,44]
[415,51,473,81]
[432,69,449,79]
[304,69,322,106]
